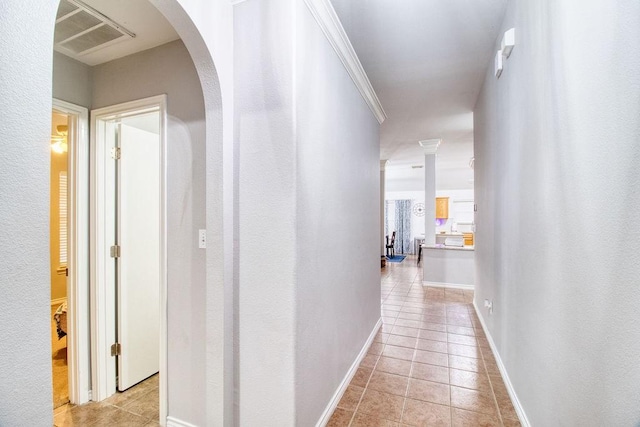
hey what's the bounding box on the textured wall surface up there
[295,3,381,425]
[93,39,207,426]
[234,0,298,424]
[0,1,58,425]
[474,0,640,424]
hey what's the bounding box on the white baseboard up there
[422,281,474,290]
[315,318,382,427]
[472,301,530,427]
[166,416,199,427]
[51,297,67,306]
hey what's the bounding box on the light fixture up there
[494,50,503,78]
[501,28,515,58]
[51,125,68,154]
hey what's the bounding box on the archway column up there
[419,139,441,247]
[380,159,389,255]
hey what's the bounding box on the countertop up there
[422,244,475,251]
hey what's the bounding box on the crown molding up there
[304,0,387,124]
[419,139,441,155]
[380,160,389,171]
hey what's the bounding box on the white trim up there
[50,297,68,306]
[419,139,441,155]
[158,97,169,426]
[53,98,91,405]
[227,0,248,4]
[90,96,168,421]
[166,416,199,427]
[315,318,382,427]
[90,103,117,401]
[303,0,387,124]
[472,300,531,426]
[422,281,474,291]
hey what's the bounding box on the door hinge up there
[111,343,121,356]
[110,245,121,258]
[110,147,121,160]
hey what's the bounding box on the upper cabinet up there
[436,197,449,219]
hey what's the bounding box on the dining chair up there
[385,231,396,257]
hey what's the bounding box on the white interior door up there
[116,114,161,391]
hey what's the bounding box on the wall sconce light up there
[501,28,515,58]
[494,50,503,78]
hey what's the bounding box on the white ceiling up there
[55,0,179,66]
[55,0,504,190]
[330,0,507,190]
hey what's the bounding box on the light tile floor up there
[53,374,159,427]
[52,256,520,426]
[328,255,521,426]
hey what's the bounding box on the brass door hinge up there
[110,343,121,356]
[110,245,121,258]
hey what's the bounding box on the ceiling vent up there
[55,0,135,56]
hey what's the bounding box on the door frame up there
[52,98,91,405]
[90,95,168,423]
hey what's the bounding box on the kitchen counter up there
[421,244,474,288]
[422,244,474,251]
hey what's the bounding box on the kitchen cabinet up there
[435,197,449,219]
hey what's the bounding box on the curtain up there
[384,201,389,238]
[394,200,412,254]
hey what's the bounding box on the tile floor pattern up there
[328,255,521,427]
[53,374,159,427]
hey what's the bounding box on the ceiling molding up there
[304,0,387,124]
[419,139,441,155]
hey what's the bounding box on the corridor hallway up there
[328,256,520,426]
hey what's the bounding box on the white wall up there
[0,2,58,425]
[148,1,235,424]
[295,2,380,425]
[92,40,207,425]
[474,0,640,424]
[234,1,297,424]
[53,52,92,108]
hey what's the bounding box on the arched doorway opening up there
[49,0,231,425]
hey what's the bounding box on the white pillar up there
[380,160,389,255]
[419,139,441,246]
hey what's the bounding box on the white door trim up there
[90,95,168,424]
[52,98,91,405]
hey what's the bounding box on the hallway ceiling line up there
[304,0,387,124]
[329,0,508,190]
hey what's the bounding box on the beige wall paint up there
[50,112,68,301]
